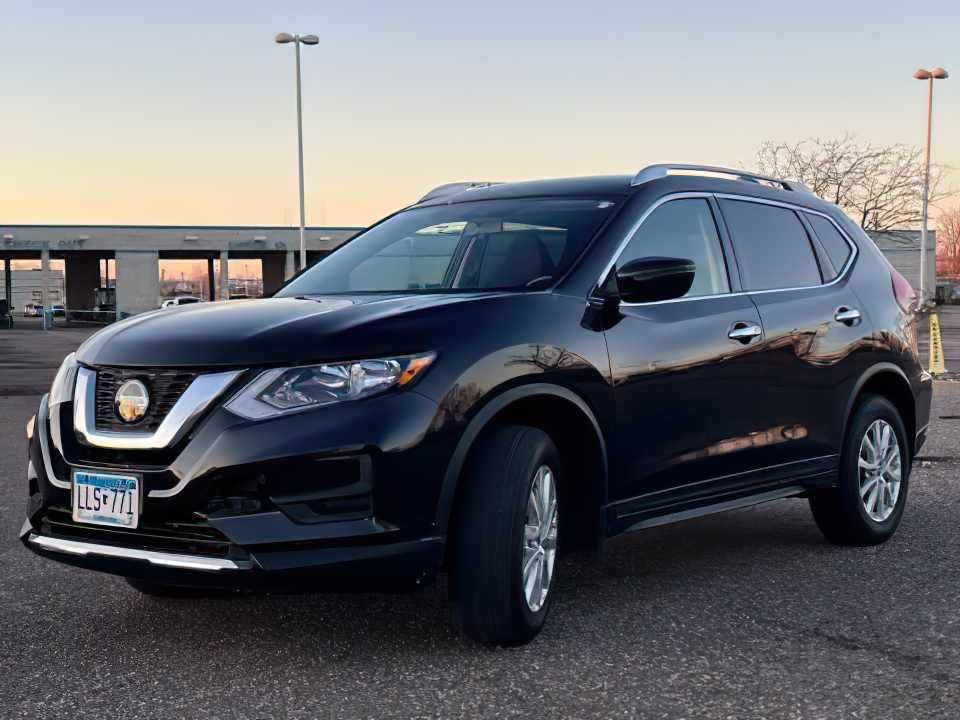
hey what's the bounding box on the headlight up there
[225,353,436,420]
[49,352,78,407]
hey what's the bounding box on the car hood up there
[77,294,500,368]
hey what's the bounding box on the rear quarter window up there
[806,213,853,279]
[719,199,822,291]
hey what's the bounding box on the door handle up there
[728,321,762,344]
[834,306,861,326]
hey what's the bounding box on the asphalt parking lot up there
[2,317,960,719]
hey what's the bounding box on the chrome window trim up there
[74,367,244,450]
[27,533,251,571]
[37,393,71,490]
[595,191,859,308]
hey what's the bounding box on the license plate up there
[72,470,140,529]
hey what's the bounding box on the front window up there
[276,198,617,296]
[617,198,730,298]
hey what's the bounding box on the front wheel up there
[810,394,910,545]
[452,425,561,645]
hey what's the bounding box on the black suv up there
[22,165,932,645]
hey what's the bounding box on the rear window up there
[806,213,853,279]
[719,200,822,291]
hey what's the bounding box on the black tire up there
[452,424,561,645]
[125,577,234,598]
[810,394,910,545]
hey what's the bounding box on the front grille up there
[95,368,197,432]
[39,506,240,559]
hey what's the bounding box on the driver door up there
[604,196,771,528]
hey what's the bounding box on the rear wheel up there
[810,394,910,545]
[452,425,560,645]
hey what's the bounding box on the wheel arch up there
[843,363,917,458]
[435,383,609,557]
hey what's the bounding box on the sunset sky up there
[2,0,958,228]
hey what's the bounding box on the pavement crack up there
[803,626,953,682]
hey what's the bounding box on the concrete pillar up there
[115,250,161,317]
[262,253,286,295]
[64,253,101,311]
[207,258,216,301]
[3,258,10,304]
[41,247,51,311]
[284,250,296,280]
[219,250,230,301]
[306,250,328,268]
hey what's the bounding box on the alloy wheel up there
[522,464,558,612]
[858,419,902,522]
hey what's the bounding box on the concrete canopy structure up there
[0,224,361,317]
[0,224,935,318]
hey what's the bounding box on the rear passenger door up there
[718,197,867,479]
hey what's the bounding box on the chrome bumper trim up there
[27,533,251,571]
[74,367,244,450]
[37,394,71,490]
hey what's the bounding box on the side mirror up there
[616,257,696,304]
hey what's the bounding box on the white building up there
[866,231,936,304]
[0,268,64,314]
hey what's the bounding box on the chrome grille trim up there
[74,367,244,450]
[37,394,71,490]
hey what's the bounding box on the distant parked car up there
[23,304,42,317]
[51,304,66,317]
[160,296,203,309]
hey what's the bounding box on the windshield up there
[276,198,617,296]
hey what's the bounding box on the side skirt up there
[603,455,838,538]
[616,486,806,534]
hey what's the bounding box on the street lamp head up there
[275,32,295,44]
[300,34,320,45]
[915,67,949,80]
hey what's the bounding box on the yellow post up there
[929,313,946,374]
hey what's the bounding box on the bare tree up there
[937,205,960,279]
[757,135,952,231]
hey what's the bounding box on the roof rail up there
[631,164,810,193]
[418,182,503,204]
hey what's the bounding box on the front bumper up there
[23,385,452,589]
[21,522,443,589]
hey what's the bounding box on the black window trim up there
[795,210,835,281]
[596,191,859,306]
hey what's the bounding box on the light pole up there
[913,66,948,305]
[275,32,319,273]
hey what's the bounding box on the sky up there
[1,0,958,228]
